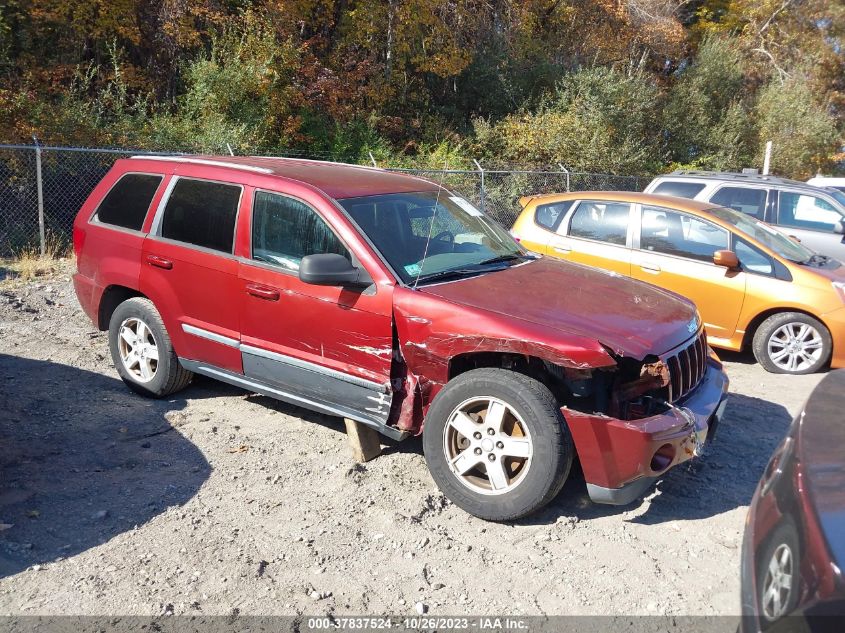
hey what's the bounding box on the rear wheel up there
[752,312,831,374]
[423,368,572,521]
[108,297,193,397]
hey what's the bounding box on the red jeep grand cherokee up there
[73,156,729,521]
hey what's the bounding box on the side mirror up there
[299,254,366,287]
[834,220,845,235]
[713,249,740,269]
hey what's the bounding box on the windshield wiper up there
[414,267,489,285]
[414,254,532,286]
[477,253,532,266]
[799,253,829,266]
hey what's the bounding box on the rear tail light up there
[72,225,85,259]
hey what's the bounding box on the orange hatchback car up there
[512,192,845,374]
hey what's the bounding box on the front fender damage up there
[387,288,621,434]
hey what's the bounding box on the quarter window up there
[96,173,162,230]
[567,201,630,245]
[640,207,729,262]
[778,192,843,231]
[734,239,773,276]
[160,179,241,252]
[652,181,706,199]
[252,191,349,272]
[709,187,767,219]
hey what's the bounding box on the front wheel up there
[423,368,573,521]
[757,520,800,624]
[752,312,831,374]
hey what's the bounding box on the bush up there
[149,11,303,154]
[755,77,840,178]
[471,66,663,174]
[664,36,755,169]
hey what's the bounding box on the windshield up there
[826,187,845,208]
[707,206,815,263]
[338,191,529,284]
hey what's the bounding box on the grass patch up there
[1,234,72,283]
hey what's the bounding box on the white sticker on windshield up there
[404,263,422,277]
[449,196,484,217]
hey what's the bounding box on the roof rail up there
[129,155,274,174]
[666,169,811,187]
[249,155,385,172]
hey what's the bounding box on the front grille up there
[665,332,708,402]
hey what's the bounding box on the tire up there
[422,368,573,521]
[108,297,193,397]
[756,520,801,625]
[752,312,831,374]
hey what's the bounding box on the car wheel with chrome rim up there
[757,521,800,624]
[423,368,572,521]
[108,297,193,397]
[753,312,831,375]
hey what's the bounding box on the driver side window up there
[251,191,349,272]
[778,192,843,231]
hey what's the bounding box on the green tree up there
[664,36,755,170]
[472,66,664,174]
[755,76,839,178]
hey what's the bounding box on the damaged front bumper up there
[564,358,729,506]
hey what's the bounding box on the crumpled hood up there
[419,257,699,359]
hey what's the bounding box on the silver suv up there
[645,171,845,261]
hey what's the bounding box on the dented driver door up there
[236,188,396,428]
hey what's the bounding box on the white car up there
[807,176,845,193]
[645,170,845,261]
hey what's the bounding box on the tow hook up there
[665,402,701,457]
[644,396,701,457]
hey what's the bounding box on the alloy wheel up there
[767,323,823,373]
[761,543,794,621]
[442,396,533,496]
[117,317,160,383]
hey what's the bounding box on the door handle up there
[552,244,570,254]
[146,255,173,270]
[246,283,280,301]
[639,261,661,273]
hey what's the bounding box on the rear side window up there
[160,179,241,253]
[710,187,767,219]
[535,201,573,231]
[652,181,706,199]
[252,191,349,272]
[96,173,162,230]
[567,201,630,245]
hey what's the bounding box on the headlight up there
[833,281,845,302]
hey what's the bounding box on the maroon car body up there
[72,156,729,519]
[741,370,845,631]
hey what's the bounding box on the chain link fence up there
[391,168,650,227]
[0,144,650,257]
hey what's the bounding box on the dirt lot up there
[0,262,825,617]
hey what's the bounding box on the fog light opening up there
[650,443,676,473]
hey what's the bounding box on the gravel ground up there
[0,262,825,617]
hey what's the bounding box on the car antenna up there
[412,160,449,290]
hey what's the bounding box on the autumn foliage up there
[0,1,842,177]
